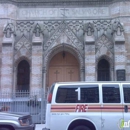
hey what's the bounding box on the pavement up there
[35,124,45,130]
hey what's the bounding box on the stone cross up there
[54,70,60,80]
[68,70,74,80]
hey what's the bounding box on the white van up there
[43,82,130,130]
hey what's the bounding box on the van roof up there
[54,81,130,85]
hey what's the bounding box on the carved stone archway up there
[96,55,114,81]
[44,44,85,88]
[14,57,31,92]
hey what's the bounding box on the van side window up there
[123,84,130,103]
[56,85,99,103]
[102,84,120,103]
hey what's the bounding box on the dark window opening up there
[98,59,110,81]
[56,85,99,103]
[102,84,120,103]
[123,84,130,103]
[17,60,30,91]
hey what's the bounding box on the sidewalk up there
[35,124,45,130]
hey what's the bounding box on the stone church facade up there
[0,0,130,93]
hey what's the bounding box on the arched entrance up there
[17,60,30,91]
[97,59,110,81]
[47,51,80,87]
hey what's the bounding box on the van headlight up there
[19,118,30,126]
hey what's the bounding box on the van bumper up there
[42,128,50,130]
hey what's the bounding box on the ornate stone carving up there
[95,34,113,55]
[43,21,84,52]
[83,22,94,36]
[15,35,31,50]
[93,20,112,32]
[16,21,34,33]
[44,44,84,76]
[3,23,15,38]
[68,20,83,34]
[33,23,43,37]
[43,23,63,51]
[65,27,83,50]
[112,21,124,36]
[43,21,61,35]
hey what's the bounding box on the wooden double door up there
[48,51,79,87]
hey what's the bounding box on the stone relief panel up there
[16,21,34,33]
[14,35,32,61]
[43,21,84,56]
[11,19,125,64]
[15,21,34,43]
[42,20,84,44]
[95,34,114,63]
[15,35,31,51]
[92,20,113,42]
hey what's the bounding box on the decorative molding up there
[43,21,61,36]
[15,35,32,50]
[33,23,43,37]
[83,22,95,43]
[83,22,94,36]
[112,21,125,44]
[14,56,31,69]
[68,21,83,34]
[112,21,124,34]
[65,27,84,50]
[93,20,112,32]
[96,54,114,70]
[3,23,15,38]
[95,34,114,60]
[43,21,84,55]
[44,44,84,76]
[16,21,34,33]
[0,0,126,7]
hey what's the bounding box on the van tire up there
[73,125,91,130]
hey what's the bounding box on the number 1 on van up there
[75,87,81,100]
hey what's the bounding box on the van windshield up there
[56,85,99,103]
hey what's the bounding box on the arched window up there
[17,60,30,91]
[97,59,110,81]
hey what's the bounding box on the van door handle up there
[124,105,128,113]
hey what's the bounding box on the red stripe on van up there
[51,105,124,112]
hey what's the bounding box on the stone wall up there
[0,1,130,92]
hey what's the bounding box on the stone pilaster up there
[1,34,14,92]
[114,23,126,81]
[31,27,43,92]
[84,31,96,81]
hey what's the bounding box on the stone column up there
[31,24,43,92]
[84,23,96,81]
[80,66,85,81]
[42,67,47,96]
[1,29,14,93]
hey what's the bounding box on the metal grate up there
[0,90,47,124]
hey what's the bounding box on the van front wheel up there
[73,125,91,130]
